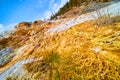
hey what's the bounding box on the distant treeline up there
[50,0,110,19]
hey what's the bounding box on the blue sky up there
[0,0,69,33]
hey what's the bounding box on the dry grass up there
[1,19,120,80]
[22,20,120,79]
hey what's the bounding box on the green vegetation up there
[44,52,60,80]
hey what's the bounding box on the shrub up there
[44,52,60,80]
[6,77,12,80]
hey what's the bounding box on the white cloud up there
[52,3,60,12]
[35,0,48,8]
[0,24,4,33]
[0,24,3,29]
[49,0,55,9]
[52,0,69,12]
[6,23,17,31]
[44,0,69,19]
[60,0,69,7]
[0,23,17,34]
[35,0,44,8]
[44,11,52,19]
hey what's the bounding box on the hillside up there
[0,1,120,80]
[50,0,111,19]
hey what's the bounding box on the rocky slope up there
[0,1,120,80]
